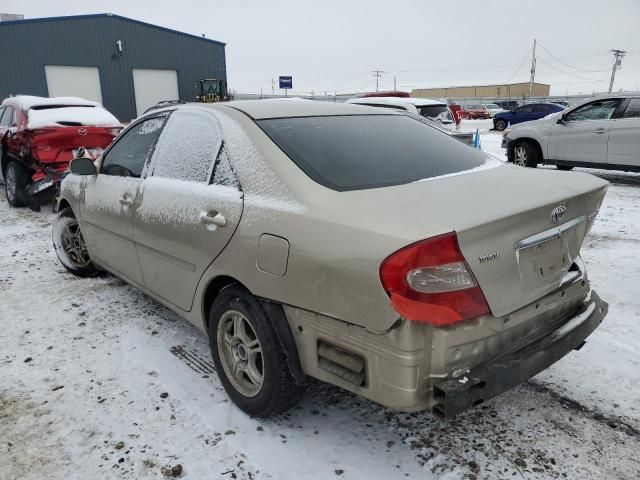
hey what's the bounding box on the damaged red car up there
[0,96,122,210]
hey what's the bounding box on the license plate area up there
[516,233,570,289]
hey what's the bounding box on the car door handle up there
[119,195,134,206]
[200,210,226,227]
[593,128,608,134]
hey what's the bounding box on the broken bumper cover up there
[432,291,608,418]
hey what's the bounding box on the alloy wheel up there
[5,166,16,202]
[217,310,264,397]
[60,221,91,268]
[514,145,527,167]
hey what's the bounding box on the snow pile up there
[27,106,121,129]
[3,95,101,110]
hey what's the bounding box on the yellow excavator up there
[197,78,230,102]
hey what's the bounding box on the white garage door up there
[45,65,103,104]
[132,69,179,117]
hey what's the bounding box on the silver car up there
[53,99,608,418]
[504,94,640,172]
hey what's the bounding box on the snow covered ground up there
[1,133,639,479]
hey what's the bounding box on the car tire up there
[4,160,29,207]
[511,140,539,168]
[494,119,508,131]
[52,207,99,277]
[208,285,306,417]
[556,165,574,171]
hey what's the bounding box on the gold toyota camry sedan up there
[53,99,608,418]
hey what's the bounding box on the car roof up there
[224,98,398,119]
[347,96,446,107]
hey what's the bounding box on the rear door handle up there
[200,210,226,228]
[593,128,607,134]
[119,195,134,206]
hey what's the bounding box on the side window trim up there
[99,111,171,178]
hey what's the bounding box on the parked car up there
[494,100,520,110]
[461,104,491,120]
[347,96,457,131]
[481,103,506,117]
[0,96,121,209]
[493,102,565,131]
[53,100,608,418]
[549,100,573,108]
[503,94,640,171]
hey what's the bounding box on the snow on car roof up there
[227,98,397,120]
[347,97,447,107]
[2,95,100,110]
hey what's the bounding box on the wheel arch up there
[201,274,307,386]
[508,137,543,163]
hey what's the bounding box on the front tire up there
[5,160,29,207]
[494,119,508,131]
[511,140,539,168]
[52,207,98,277]
[208,286,305,417]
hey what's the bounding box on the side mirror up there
[557,113,568,124]
[70,157,97,176]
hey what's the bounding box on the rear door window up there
[100,115,167,178]
[622,98,640,119]
[150,109,223,183]
[258,115,490,191]
[418,105,453,122]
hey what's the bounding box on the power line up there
[370,69,385,92]
[536,42,609,73]
[536,57,608,83]
[506,46,533,83]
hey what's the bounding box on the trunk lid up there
[26,126,118,164]
[338,163,608,318]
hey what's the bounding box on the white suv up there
[503,94,640,172]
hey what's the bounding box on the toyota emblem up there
[551,205,567,224]
[78,128,87,136]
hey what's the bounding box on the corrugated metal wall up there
[0,14,226,121]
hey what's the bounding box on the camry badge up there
[479,251,500,263]
[78,128,87,136]
[551,205,567,224]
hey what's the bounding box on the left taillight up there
[379,232,490,326]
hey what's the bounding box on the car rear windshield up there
[257,115,489,191]
[418,105,453,122]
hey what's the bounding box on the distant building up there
[412,82,550,99]
[0,13,227,120]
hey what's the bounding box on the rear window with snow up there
[150,109,223,183]
[26,105,120,129]
[258,115,489,191]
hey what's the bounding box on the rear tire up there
[494,119,508,131]
[511,140,539,168]
[208,285,305,417]
[4,160,29,207]
[52,207,98,277]
[556,165,574,171]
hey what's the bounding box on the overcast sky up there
[5,0,640,96]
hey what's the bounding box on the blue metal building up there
[0,13,227,121]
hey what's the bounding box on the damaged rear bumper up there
[431,291,608,418]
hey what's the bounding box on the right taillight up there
[379,232,490,326]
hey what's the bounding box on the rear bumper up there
[431,291,607,418]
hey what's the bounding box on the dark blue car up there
[493,103,565,131]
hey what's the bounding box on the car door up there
[547,98,622,164]
[510,105,535,125]
[606,97,640,167]
[133,108,244,311]
[80,113,169,284]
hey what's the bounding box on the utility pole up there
[609,49,627,93]
[528,39,537,98]
[393,76,397,91]
[271,78,275,95]
[371,69,384,92]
